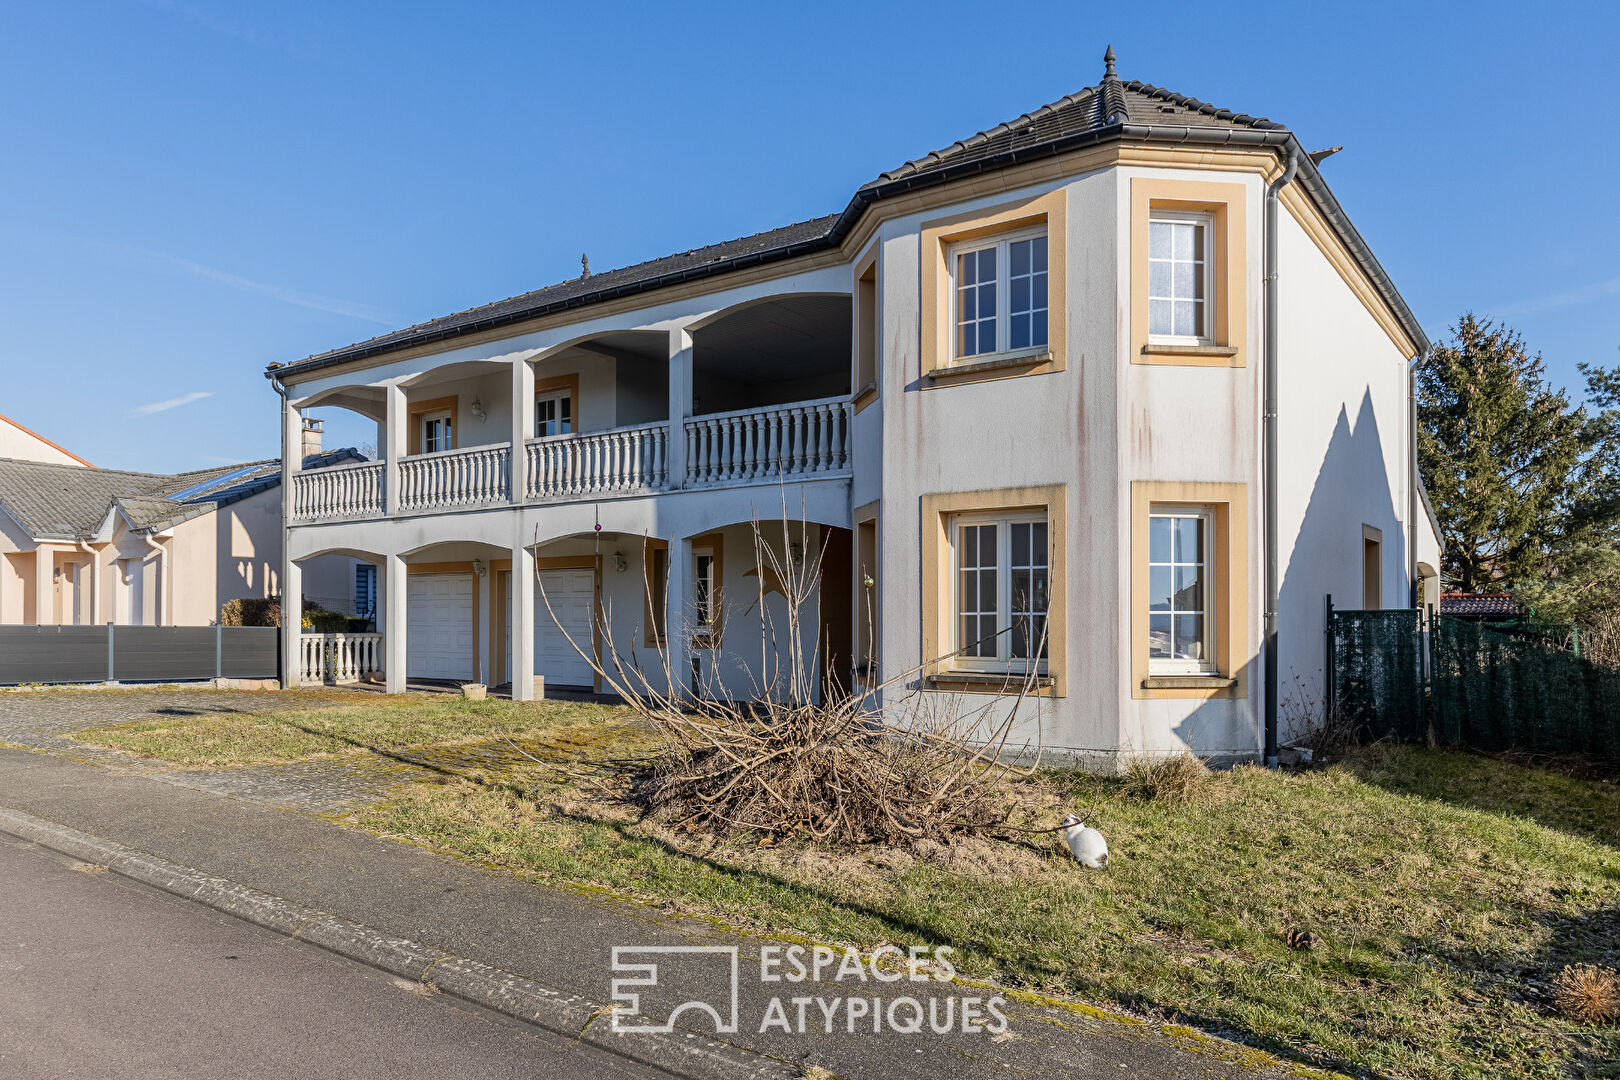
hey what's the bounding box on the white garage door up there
[507,569,596,689]
[407,573,474,681]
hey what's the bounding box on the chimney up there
[301,417,323,460]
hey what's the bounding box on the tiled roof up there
[271,48,1424,380]
[0,449,362,540]
[284,215,841,372]
[1439,593,1519,618]
[869,77,1281,187]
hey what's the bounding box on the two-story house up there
[269,51,1441,766]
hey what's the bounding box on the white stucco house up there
[270,51,1441,765]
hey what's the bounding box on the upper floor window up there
[953,511,1049,671]
[950,230,1048,361]
[1147,507,1215,673]
[536,389,572,438]
[1147,212,1213,343]
[420,410,454,454]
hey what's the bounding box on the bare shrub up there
[1553,963,1620,1025]
[1119,751,1209,805]
[1280,671,1361,752]
[1580,609,1620,672]
[534,501,1051,847]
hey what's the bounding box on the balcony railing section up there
[299,632,382,684]
[291,461,384,523]
[399,444,509,512]
[684,397,852,486]
[526,421,667,501]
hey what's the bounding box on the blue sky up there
[2,1,1616,472]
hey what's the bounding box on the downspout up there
[1263,146,1300,769]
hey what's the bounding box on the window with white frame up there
[1147,507,1215,672]
[1147,212,1214,343]
[420,409,454,453]
[693,545,717,630]
[535,389,572,438]
[950,229,1048,361]
[354,564,377,620]
[952,512,1049,671]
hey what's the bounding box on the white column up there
[33,545,53,625]
[512,359,534,504]
[510,538,535,701]
[665,536,691,701]
[280,558,301,688]
[384,383,406,516]
[280,391,302,682]
[667,328,693,489]
[384,552,407,694]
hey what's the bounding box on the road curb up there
[0,805,797,1080]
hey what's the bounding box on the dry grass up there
[64,692,1620,1079]
[1118,751,1211,805]
[1555,964,1620,1026]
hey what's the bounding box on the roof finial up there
[580,253,591,279]
[1103,45,1117,79]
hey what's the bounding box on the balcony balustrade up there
[290,460,384,523]
[526,421,667,501]
[289,398,850,525]
[399,444,510,512]
[684,397,851,486]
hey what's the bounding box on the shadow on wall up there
[1171,388,1398,754]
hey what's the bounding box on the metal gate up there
[1326,600,1428,743]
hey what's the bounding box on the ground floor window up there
[354,563,377,620]
[951,512,1049,671]
[1147,507,1215,673]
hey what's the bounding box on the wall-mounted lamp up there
[473,558,488,577]
[612,551,628,573]
[470,397,487,423]
[789,542,804,567]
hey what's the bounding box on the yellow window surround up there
[918,190,1067,386]
[1130,177,1248,367]
[919,485,1067,697]
[1129,481,1249,699]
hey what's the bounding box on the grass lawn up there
[72,697,1620,1080]
[72,696,634,766]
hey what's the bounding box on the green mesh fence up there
[1431,618,1620,760]
[1327,607,1428,743]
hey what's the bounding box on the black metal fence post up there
[106,621,115,683]
[1324,594,1335,723]
[215,622,223,681]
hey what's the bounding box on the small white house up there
[269,51,1441,766]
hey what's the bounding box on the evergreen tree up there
[1417,314,1602,592]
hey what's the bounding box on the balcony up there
[289,398,853,524]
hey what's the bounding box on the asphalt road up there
[0,836,668,1080]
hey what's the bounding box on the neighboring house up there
[268,50,1442,765]
[0,428,364,626]
[0,413,94,468]
[1438,593,1520,621]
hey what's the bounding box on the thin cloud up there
[136,391,214,415]
[145,251,398,326]
[1494,275,1620,319]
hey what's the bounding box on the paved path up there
[0,743,1312,1080]
[0,832,664,1080]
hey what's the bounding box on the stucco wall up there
[0,417,86,467]
[1273,205,1417,741]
